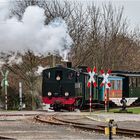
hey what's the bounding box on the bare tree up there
[10,0,42,19]
[71,2,139,72]
[4,51,40,90]
[2,51,42,109]
[69,2,90,66]
[7,0,140,72]
[43,0,73,24]
[10,0,73,24]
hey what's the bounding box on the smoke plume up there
[0,3,73,59]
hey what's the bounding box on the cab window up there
[44,71,50,79]
[67,72,74,80]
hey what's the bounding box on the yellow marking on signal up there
[105,127,116,135]
[105,127,109,135]
[112,127,116,134]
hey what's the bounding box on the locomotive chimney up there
[61,59,72,68]
[66,62,72,68]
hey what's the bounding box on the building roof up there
[112,70,140,77]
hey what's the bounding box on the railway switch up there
[105,119,118,140]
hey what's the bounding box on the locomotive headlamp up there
[56,75,61,81]
[48,92,52,96]
[65,92,69,96]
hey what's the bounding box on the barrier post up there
[100,69,111,113]
[86,67,97,115]
[107,88,109,112]
[104,92,107,112]
[90,83,92,115]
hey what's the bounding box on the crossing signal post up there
[87,67,97,115]
[1,70,9,111]
[100,69,111,112]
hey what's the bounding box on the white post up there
[90,83,92,115]
[5,79,7,111]
[2,70,9,111]
[105,84,109,112]
[87,67,97,115]
[19,82,22,110]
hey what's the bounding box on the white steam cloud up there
[0,4,73,57]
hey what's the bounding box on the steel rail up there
[0,136,15,140]
[35,114,140,138]
[34,114,66,125]
[55,115,140,137]
[34,114,104,133]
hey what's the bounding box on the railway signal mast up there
[100,69,111,112]
[87,67,97,114]
[1,70,9,111]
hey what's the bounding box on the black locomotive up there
[42,64,140,111]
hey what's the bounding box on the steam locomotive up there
[42,63,89,111]
[42,63,140,111]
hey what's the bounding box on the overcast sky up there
[97,0,140,29]
[71,0,140,30]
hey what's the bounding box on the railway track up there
[34,114,140,138]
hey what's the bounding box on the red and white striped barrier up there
[104,92,107,108]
